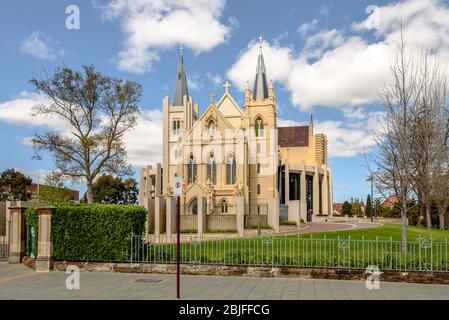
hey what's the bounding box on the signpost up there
[173,176,183,299]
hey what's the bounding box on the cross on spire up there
[179,44,184,56]
[223,81,231,94]
[208,91,216,104]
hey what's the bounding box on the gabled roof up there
[216,91,244,120]
[185,103,235,137]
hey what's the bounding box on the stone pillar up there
[299,162,307,222]
[5,201,11,243]
[328,169,334,216]
[313,166,320,217]
[8,205,27,264]
[322,169,329,216]
[36,207,55,272]
[154,197,166,238]
[155,163,162,196]
[284,160,290,203]
[165,197,177,237]
[197,196,207,236]
[147,197,155,233]
[268,197,280,232]
[235,196,244,236]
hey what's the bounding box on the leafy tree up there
[84,174,138,205]
[342,201,352,216]
[366,194,373,217]
[35,171,72,206]
[30,65,141,204]
[0,168,32,201]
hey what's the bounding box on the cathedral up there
[139,44,333,236]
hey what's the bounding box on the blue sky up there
[1,0,449,202]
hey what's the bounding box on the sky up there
[1,0,449,202]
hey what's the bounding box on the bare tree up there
[369,29,419,253]
[411,52,449,229]
[30,65,141,203]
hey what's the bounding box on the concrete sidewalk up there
[1,262,449,300]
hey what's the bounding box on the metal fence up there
[0,238,9,259]
[128,234,449,273]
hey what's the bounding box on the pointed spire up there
[253,37,269,100]
[173,48,189,106]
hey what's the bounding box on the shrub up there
[52,204,146,262]
[280,220,297,226]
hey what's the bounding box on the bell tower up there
[244,37,278,205]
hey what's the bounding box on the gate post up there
[197,197,207,236]
[36,207,55,272]
[8,205,27,264]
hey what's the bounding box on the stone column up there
[299,162,307,222]
[197,196,207,236]
[313,166,320,217]
[154,197,166,239]
[322,169,329,216]
[328,169,334,216]
[8,205,27,264]
[268,197,280,232]
[235,196,244,236]
[155,163,162,196]
[5,201,11,243]
[36,207,55,272]
[284,160,290,203]
[165,197,177,237]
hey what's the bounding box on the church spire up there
[253,37,269,100]
[173,46,189,106]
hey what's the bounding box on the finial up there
[310,114,314,124]
[223,81,231,94]
[208,91,216,104]
[258,36,263,53]
[179,44,184,56]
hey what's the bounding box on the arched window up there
[207,120,215,136]
[257,163,261,174]
[220,199,228,214]
[257,184,261,195]
[226,154,236,185]
[206,153,216,184]
[189,198,198,215]
[255,117,264,137]
[187,154,197,184]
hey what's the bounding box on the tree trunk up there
[417,195,425,227]
[86,180,94,204]
[439,209,445,230]
[425,199,432,230]
[401,201,408,254]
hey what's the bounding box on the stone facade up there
[139,44,333,236]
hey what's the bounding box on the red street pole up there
[176,196,180,299]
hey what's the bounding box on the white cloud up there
[227,40,294,91]
[0,91,163,168]
[206,72,223,87]
[123,109,163,167]
[0,92,66,131]
[20,31,63,60]
[227,0,449,111]
[102,0,232,73]
[297,19,319,37]
[278,111,383,158]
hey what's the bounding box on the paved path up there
[1,262,448,300]
[277,222,380,236]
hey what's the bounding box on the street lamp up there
[366,175,375,222]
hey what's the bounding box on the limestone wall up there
[206,214,237,231]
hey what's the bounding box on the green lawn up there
[287,224,449,242]
[131,224,449,271]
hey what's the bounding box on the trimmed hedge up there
[52,204,146,262]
